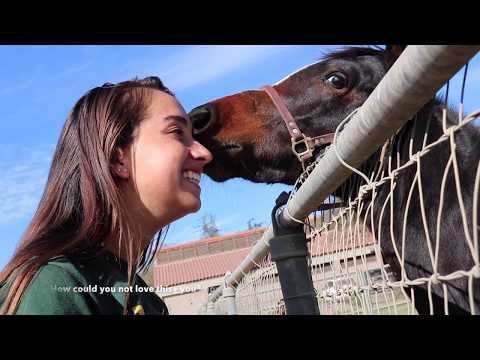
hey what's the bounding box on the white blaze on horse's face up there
[273,61,321,86]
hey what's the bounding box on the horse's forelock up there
[319,46,386,63]
[274,46,385,87]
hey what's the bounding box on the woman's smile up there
[182,170,202,193]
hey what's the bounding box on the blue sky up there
[0,45,479,269]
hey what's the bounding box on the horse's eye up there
[325,73,348,89]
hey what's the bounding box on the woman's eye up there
[325,73,348,89]
[171,128,185,136]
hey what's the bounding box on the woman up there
[0,77,212,314]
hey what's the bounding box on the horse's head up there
[190,45,405,185]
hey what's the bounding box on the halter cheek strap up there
[261,85,348,211]
[260,85,335,166]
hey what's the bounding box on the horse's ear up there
[385,45,407,67]
[385,45,407,57]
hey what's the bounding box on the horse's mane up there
[320,46,385,62]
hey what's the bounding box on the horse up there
[189,45,480,315]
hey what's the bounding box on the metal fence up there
[202,45,480,315]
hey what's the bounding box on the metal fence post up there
[198,303,207,315]
[222,272,237,315]
[269,192,320,315]
[206,301,216,315]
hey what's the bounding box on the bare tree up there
[247,218,263,230]
[196,214,220,238]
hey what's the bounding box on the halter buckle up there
[291,136,315,162]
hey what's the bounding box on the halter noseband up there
[260,85,335,167]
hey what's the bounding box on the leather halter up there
[260,85,335,166]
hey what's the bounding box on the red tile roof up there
[154,247,252,287]
[159,227,266,253]
[153,228,376,288]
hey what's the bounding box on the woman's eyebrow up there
[164,115,190,128]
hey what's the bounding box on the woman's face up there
[118,90,213,232]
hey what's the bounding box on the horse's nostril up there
[189,103,216,136]
[192,109,210,131]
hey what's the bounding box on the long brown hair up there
[0,76,172,314]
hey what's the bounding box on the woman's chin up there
[157,196,201,225]
[178,196,201,215]
[187,198,201,213]
[180,181,202,211]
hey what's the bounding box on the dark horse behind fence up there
[189,45,480,315]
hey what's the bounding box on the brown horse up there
[189,46,480,315]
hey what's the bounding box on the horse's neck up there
[333,100,478,221]
[384,101,478,207]
[370,101,478,272]
[331,102,480,313]
[331,101,477,243]
[348,101,476,205]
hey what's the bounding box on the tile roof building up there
[152,228,266,314]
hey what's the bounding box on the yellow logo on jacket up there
[132,304,145,315]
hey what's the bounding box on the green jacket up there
[0,251,168,315]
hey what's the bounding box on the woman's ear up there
[111,147,130,180]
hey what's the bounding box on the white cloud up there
[165,213,245,246]
[154,45,294,92]
[49,61,93,81]
[0,75,38,97]
[216,213,243,230]
[0,146,53,224]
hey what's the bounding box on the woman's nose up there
[190,141,213,165]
